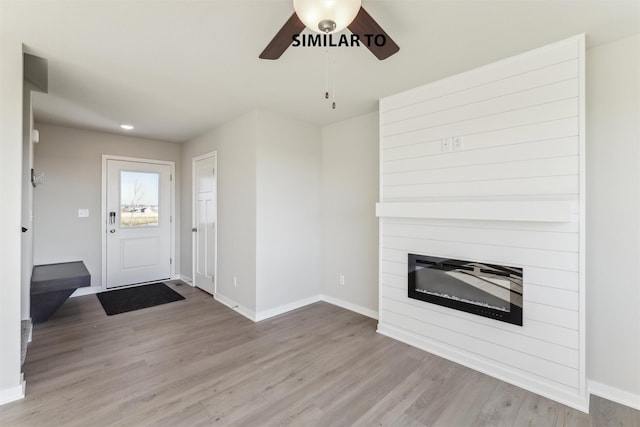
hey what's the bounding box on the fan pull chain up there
[331,59,336,109]
[322,51,337,109]
[324,50,330,100]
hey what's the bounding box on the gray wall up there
[586,34,640,397]
[0,34,24,401]
[21,83,35,321]
[320,112,379,314]
[255,111,322,313]
[180,112,258,312]
[181,110,322,316]
[33,123,182,289]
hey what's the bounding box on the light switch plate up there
[453,136,464,151]
[78,209,89,218]
[441,137,452,152]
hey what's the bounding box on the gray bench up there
[31,261,91,323]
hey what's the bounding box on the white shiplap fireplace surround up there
[376,35,586,411]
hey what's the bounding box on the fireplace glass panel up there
[408,254,523,326]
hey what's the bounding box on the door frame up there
[191,151,217,295]
[101,155,176,290]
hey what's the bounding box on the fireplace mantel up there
[375,199,574,222]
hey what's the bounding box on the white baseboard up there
[377,321,589,413]
[589,380,640,411]
[214,293,256,322]
[320,295,378,320]
[213,292,378,323]
[255,295,322,322]
[70,286,101,298]
[178,275,193,285]
[0,374,25,406]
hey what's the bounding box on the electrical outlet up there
[78,209,89,218]
[339,275,345,285]
[441,137,452,152]
[453,136,464,151]
[233,276,237,287]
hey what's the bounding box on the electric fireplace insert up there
[408,253,523,326]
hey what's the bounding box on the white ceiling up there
[2,0,638,143]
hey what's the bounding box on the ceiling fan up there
[260,0,399,61]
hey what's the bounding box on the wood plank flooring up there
[1,281,638,426]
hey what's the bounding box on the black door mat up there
[97,283,185,316]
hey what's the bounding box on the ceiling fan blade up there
[259,13,306,60]
[348,6,399,60]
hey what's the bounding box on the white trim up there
[321,295,379,320]
[213,292,379,323]
[589,380,640,411]
[255,295,322,322]
[0,374,25,406]
[377,321,590,413]
[70,285,101,298]
[577,32,587,403]
[375,200,574,223]
[214,293,256,322]
[191,151,217,295]
[101,155,176,290]
[179,274,193,285]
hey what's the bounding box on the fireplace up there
[408,254,523,326]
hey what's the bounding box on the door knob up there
[110,229,116,233]
[191,227,197,232]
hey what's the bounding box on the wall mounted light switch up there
[78,209,89,218]
[441,137,452,152]
[453,136,464,151]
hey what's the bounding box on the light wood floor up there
[1,281,639,426]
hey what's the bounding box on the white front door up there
[192,153,217,295]
[106,159,172,288]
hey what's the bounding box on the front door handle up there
[191,227,197,232]
[109,211,116,224]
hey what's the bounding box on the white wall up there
[320,112,379,316]
[586,34,640,404]
[33,123,182,289]
[0,37,25,403]
[181,112,258,313]
[377,35,586,410]
[255,111,322,315]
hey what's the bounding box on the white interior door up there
[106,159,172,288]
[192,153,217,295]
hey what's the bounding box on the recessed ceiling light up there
[120,124,134,130]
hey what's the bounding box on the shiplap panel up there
[382,298,578,368]
[383,222,578,252]
[381,270,577,311]
[382,38,578,113]
[383,61,578,125]
[383,137,578,174]
[379,276,580,349]
[383,98,577,147]
[384,78,578,136]
[384,117,578,160]
[380,262,579,296]
[378,35,585,409]
[383,175,579,200]
[381,284,579,333]
[381,259,582,293]
[381,239,578,272]
[383,216,580,234]
[383,156,578,187]
[381,309,580,389]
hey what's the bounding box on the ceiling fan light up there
[293,0,362,34]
